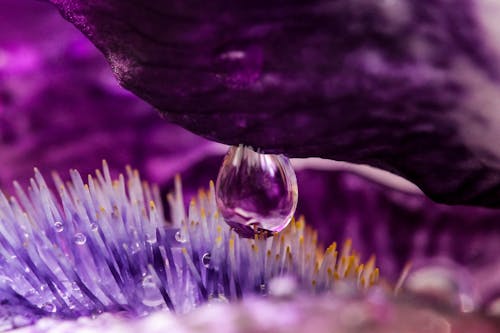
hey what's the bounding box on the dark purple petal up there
[0,0,222,195]
[48,0,500,207]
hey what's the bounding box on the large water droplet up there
[216,145,298,238]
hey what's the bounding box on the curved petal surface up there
[48,0,500,206]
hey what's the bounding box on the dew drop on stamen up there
[73,233,86,245]
[54,221,64,232]
[215,145,298,238]
[202,252,211,268]
[42,303,56,313]
[175,230,186,243]
[140,275,163,307]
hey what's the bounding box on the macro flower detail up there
[4,1,500,332]
[0,162,378,331]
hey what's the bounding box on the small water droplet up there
[202,252,211,268]
[73,233,86,245]
[90,223,98,231]
[175,230,186,243]
[130,242,141,253]
[405,263,475,311]
[140,275,163,307]
[42,303,56,313]
[54,222,64,232]
[145,233,156,244]
[215,145,298,238]
[23,288,36,298]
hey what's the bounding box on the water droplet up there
[201,252,211,268]
[140,275,163,307]
[405,263,475,311]
[54,222,64,232]
[90,223,98,231]
[73,233,86,245]
[175,230,186,243]
[145,233,156,244]
[130,242,141,253]
[42,302,56,313]
[23,288,36,298]
[215,145,298,238]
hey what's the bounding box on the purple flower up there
[2,1,500,332]
[0,162,381,326]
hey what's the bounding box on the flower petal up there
[48,0,500,206]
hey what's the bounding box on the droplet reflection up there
[405,263,475,312]
[215,145,298,238]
